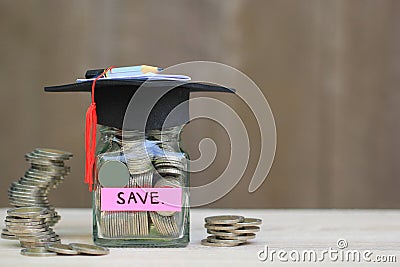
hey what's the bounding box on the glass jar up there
[92,125,189,247]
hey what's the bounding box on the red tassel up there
[85,67,114,191]
[85,102,97,191]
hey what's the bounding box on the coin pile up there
[7,148,72,226]
[154,153,186,178]
[123,141,153,174]
[2,148,72,241]
[20,243,109,257]
[201,215,262,247]
[2,207,60,248]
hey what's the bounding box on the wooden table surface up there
[0,209,399,266]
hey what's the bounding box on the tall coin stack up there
[2,148,73,241]
[202,215,262,247]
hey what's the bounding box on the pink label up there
[100,188,182,211]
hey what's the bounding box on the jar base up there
[93,234,189,248]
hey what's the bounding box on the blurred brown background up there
[0,0,399,208]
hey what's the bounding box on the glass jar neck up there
[98,125,184,142]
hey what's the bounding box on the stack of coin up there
[201,215,262,247]
[153,153,186,178]
[123,139,153,174]
[2,148,72,241]
[4,207,60,248]
[7,148,72,226]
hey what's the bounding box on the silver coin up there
[18,231,58,240]
[205,215,245,225]
[204,224,239,231]
[234,217,262,227]
[7,207,48,217]
[19,235,58,242]
[20,240,60,248]
[156,167,182,177]
[206,229,239,237]
[228,226,260,234]
[200,238,242,247]
[154,178,181,217]
[5,222,46,227]
[8,186,44,193]
[207,235,246,245]
[5,216,46,223]
[25,153,64,166]
[8,194,48,201]
[1,228,18,240]
[7,224,48,230]
[69,243,109,255]
[1,233,18,240]
[98,160,130,188]
[33,148,73,159]
[8,227,49,234]
[8,191,46,198]
[20,247,57,257]
[11,182,38,189]
[218,233,256,241]
[46,243,79,255]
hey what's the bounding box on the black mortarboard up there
[44,79,234,130]
[44,70,235,190]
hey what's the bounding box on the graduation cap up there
[44,67,235,190]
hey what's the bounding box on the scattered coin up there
[20,247,57,257]
[69,243,110,255]
[46,243,79,255]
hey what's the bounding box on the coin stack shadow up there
[2,148,72,241]
[202,215,262,247]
